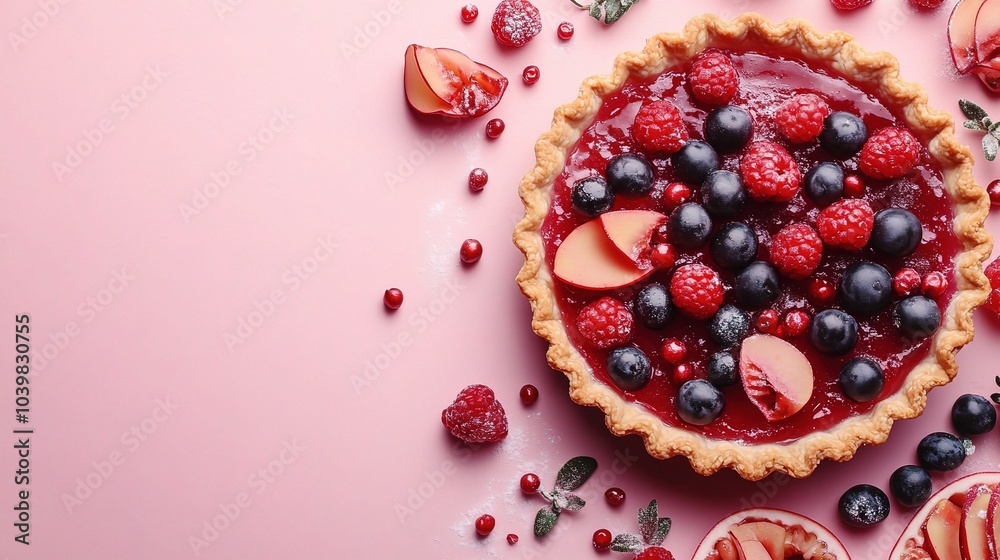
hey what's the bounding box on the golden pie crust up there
[513,13,992,480]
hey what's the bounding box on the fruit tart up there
[514,14,991,480]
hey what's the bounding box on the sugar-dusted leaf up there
[604,0,640,24]
[983,133,998,161]
[552,492,568,513]
[960,98,989,122]
[610,532,644,553]
[650,517,672,546]
[990,121,1000,135]
[534,506,560,537]
[539,489,554,503]
[589,2,602,18]
[563,494,586,511]
[555,456,598,491]
[638,500,658,543]
[966,119,986,131]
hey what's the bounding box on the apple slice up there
[925,499,964,560]
[975,0,1000,62]
[729,522,786,560]
[403,45,508,118]
[739,335,814,422]
[961,485,992,560]
[553,219,654,290]
[950,0,989,73]
[600,210,666,267]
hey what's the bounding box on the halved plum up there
[960,485,992,560]
[693,508,850,560]
[403,45,508,118]
[950,0,988,73]
[739,335,814,422]
[553,218,653,290]
[600,210,666,267]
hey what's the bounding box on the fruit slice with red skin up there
[960,485,992,560]
[975,0,1000,62]
[729,522,786,560]
[738,335,814,422]
[600,210,666,268]
[403,45,508,118]
[986,485,1000,559]
[693,508,850,560]
[553,219,654,290]
[949,0,989,73]
[925,499,963,560]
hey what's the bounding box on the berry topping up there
[839,261,893,317]
[635,283,674,329]
[819,111,868,158]
[701,170,747,218]
[576,297,634,349]
[921,271,947,299]
[809,309,858,356]
[662,182,692,210]
[831,0,872,9]
[442,385,508,443]
[461,4,479,23]
[606,153,655,196]
[669,263,724,319]
[755,309,780,334]
[843,174,865,197]
[571,176,615,217]
[704,105,754,153]
[608,347,652,391]
[838,357,884,402]
[667,202,713,249]
[672,141,719,184]
[593,529,612,550]
[894,296,941,340]
[557,21,574,40]
[733,261,781,309]
[491,0,541,47]
[522,65,540,84]
[708,304,750,348]
[383,288,404,310]
[740,141,801,202]
[688,51,739,105]
[889,465,933,508]
[676,379,726,426]
[460,238,483,264]
[871,208,923,257]
[469,167,488,192]
[476,514,496,536]
[816,198,874,252]
[520,384,539,405]
[485,118,505,139]
[707,351,739,388]
[672,363,697,385]
[605,487,626,506]
[951,394,997,436]
[739,334,814,422]
[893,268,922,298]
[661,338,687,365]
[520,473,541,494]
[650,243,677,269]
[803,162,845,206]
[507,534,518,545]
[859,127,921,180]
[782,310,810,337]
[917,432,966,471]
[769,223,823,280]
[775,93,830,143]
[710,222,758,269]
[838,484,889,527]
[632,101,689,154]
[807,277,837,305]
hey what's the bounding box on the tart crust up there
[513,13,991,480]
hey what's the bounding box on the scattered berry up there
[661,338,687,364]
[710,222,758,269]
[986,260,1000,315]
[894,296,941,340]
[707,351,739,387]
[520,473,541,494]
[672,363,697,385]
[807,278,837,305]
[571,177,615,217]
[576,297,634,349]
[770,224,823,280]
[871,208,923,257]
[839,357,884,402]
[672,140,720,184]
[740,141,801,202]
[756,309,780,334]
[839,261,893,317]
[491,0,542,47]
[485,118,506,139]
[460,238,483,263]
[667,202,713,249]
[838,484,889,527]
[469,168,488,192]
[662,182,691,210]
[522,65,540,84]
[889,465,933,508]
[688,51,739,105]
[909,0,944,7]
[606,153,654,196]
[893,268,922,297]
[804,162,845,206]
[651,243,678,269]
[593,529,613,550]
[817,198,874,251]
[989,179,1000,207]
[859,127,921,180]
[635,283,674,329]
[733,261,781,309]
[820,111,868,158]
[921,271,947,298]
[605,487,626,506]
[676,379,725,425]
[383,288,404,310]
[607,347,652,391]
[557,21,574,40]
[442,384,509,443]
[951,394,997,436]
[636,548,676,560]
[520,384,538,405]
[669,263,725,319]
[704,105,754,153]
[701,170,747,218]
[709,304,750,348]
[461,4,479,23]
[843,174,865,197]
[917,432,966,471]
[830,0,873,12]
[507,534,519,545]
[632,101,689,153]
[775,93,830,143]
[783,311,811,337]
[809,309,858,356]
[476,514,496,536]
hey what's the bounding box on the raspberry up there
[688,52,738,105]
[669,264,724,319]
[636,547,675,560]
[909,0,944,8]
[740,141,802,202]
[984,260,1000,315]
[775,94,830,144]
[831,0,872,10]
[770,224,823,280]
[859,127,921,180]
[817,199,874,251]
[491,0,541,48]
[576,297,634,349]
[441,385,508,443]
[632,101,689,154]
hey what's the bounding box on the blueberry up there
[820,112,868,159]
[917,432,966,471]
[672,141,720,185]
[804,162,845,206]
[676,379,725,426]
[635,283,674,330]
[708,305,750,348]
[733,262,781,309]
[707,352,739,388]
[894,296,941,341]
[871,208,922,257]
[606,153,655,196]
[838,357,884,402]
[571,177,615,217]
[809,309,858,356]
[667,202,713,249]
[951,394,997,436]
[701,170,747,218]
[607,347,652,391]
[839,261,893,317]
[710,222,758,270]
[704,106,753,153]
[838,484,890,527]
[889,465,933,508]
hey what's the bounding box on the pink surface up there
[1,0,1000,558]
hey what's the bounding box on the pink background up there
[1,0,1000,558]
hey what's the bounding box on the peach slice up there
[553,219,654,290]
[986,485,1000,558]
[950,0,988,73]
[600,210,666,267]
[961,485,992,560]
[925,499,964,560]
[695,509,850,560]
[739,335,814,422]
[729,522,786,560]
[403,45,508,118]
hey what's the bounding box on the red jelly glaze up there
[539,51,960,444]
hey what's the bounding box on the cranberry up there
[661,338,687,364]
[520,384,539,405]
[506,534,519,545]
[557,21,574,40]
[475,514,495,536]
[783,311,810,337]
[593,529,613,550]
[460,4,479,23]
[663,182,692,209]
[651,243,677,269]
[844,175,865,198]
[672,363,696,384]
[522,65,540,85]
[469,168,488,192]
[605,487,626,506]
[807,278,837,306]
[652,223,671,245]
[486,118,505,139]
[756,309,780,334]
[383,288,404,310]
[520,473,541,494]
[989,179,1000,207]
[460,239,483,264]
[922,271,947,298]
[894,268,921,297]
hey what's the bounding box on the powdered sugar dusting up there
[419,200,466,288]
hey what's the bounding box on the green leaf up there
[589,2,602,19]
[965,119,986,131]
[638,500,658,543]
[551,492,568,512]
[534,507,559,537]
[610,533,644,553]
[983,133,998,161]
[960,99,989,122]
[650,517,672,546]
[563,494,586,511]
[604,0,639,24]
[555,456,598,491]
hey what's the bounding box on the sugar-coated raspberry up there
[775,94,830,144]
[894,268,922,297]
[859,127,921,180]
[831,0,873,10]
[909,0,944,8]
[770,224,823,280]
[636,547,676,560]
[632,101,689,154]
[817,199,874,251]
[985,260,1000,315]
[576,297,634,349]
[740,141,802,202]
[688,52,738,105]
[491,0,542,48]
[442,385,509,443]
[669,264,725,319]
